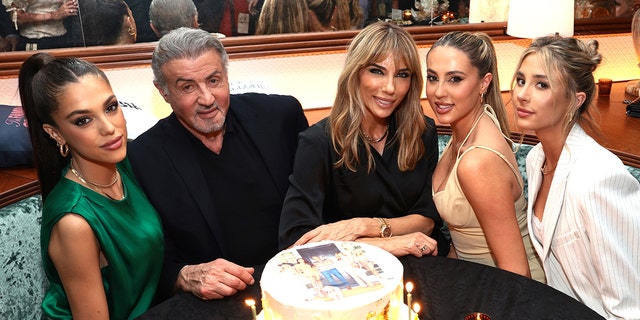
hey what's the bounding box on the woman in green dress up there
[19,52,163,320]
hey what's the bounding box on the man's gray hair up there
[149,0,198,37]
[152,27,229,90]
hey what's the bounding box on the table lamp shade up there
[507,0,574,38]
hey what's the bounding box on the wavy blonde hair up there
[334,0,363,30]
[256,0,310,34]
[330,21,426,173]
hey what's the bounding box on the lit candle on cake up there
[245,299,257,320]
[405,282,413,320]
[412,302,421,320]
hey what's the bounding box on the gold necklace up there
[362,124,389,143]
[70,158,119,188]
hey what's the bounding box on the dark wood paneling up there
[0,167,39,208]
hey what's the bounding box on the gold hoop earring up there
[128,27,136,36]
[58,142,69,157]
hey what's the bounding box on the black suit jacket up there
[128,93,308,302]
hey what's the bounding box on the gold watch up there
[377,217,392,238]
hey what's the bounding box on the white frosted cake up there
[260,241,404,320]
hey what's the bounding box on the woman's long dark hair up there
[80,0,131,46]
[18,53,110,200]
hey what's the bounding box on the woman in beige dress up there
[426,31,544,282]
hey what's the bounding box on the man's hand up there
[177,258,255,300]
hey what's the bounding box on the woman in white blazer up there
[511,35,640,319]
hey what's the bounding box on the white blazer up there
[526,125,640,320]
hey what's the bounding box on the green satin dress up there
[40,158,163,320]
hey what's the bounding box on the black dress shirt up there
[194,109,281,266]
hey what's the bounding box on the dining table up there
[137,255,604,320]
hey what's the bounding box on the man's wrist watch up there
[377,217,392,238]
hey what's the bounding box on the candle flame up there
[412,302,421,313]
[405,281,414,293]
[245,299,255,307]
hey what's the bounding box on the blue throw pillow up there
[0,105,33,167]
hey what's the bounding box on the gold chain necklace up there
[362,124,389,143]
[70,158,119,188]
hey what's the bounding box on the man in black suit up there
[128,27,308,303]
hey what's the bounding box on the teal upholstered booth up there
[0,195,46,319]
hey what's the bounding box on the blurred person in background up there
[149,0,199,39]
[5,0,79,50]
[78,0,137,46]
[124,0,155,42]
[307,0,336,31]
[333,0,363,30]
[256,0,310,34]
[1,3,19,51]
[193,0,262,36]
[615,0,639,17]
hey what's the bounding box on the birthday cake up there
[260,241,404,319]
